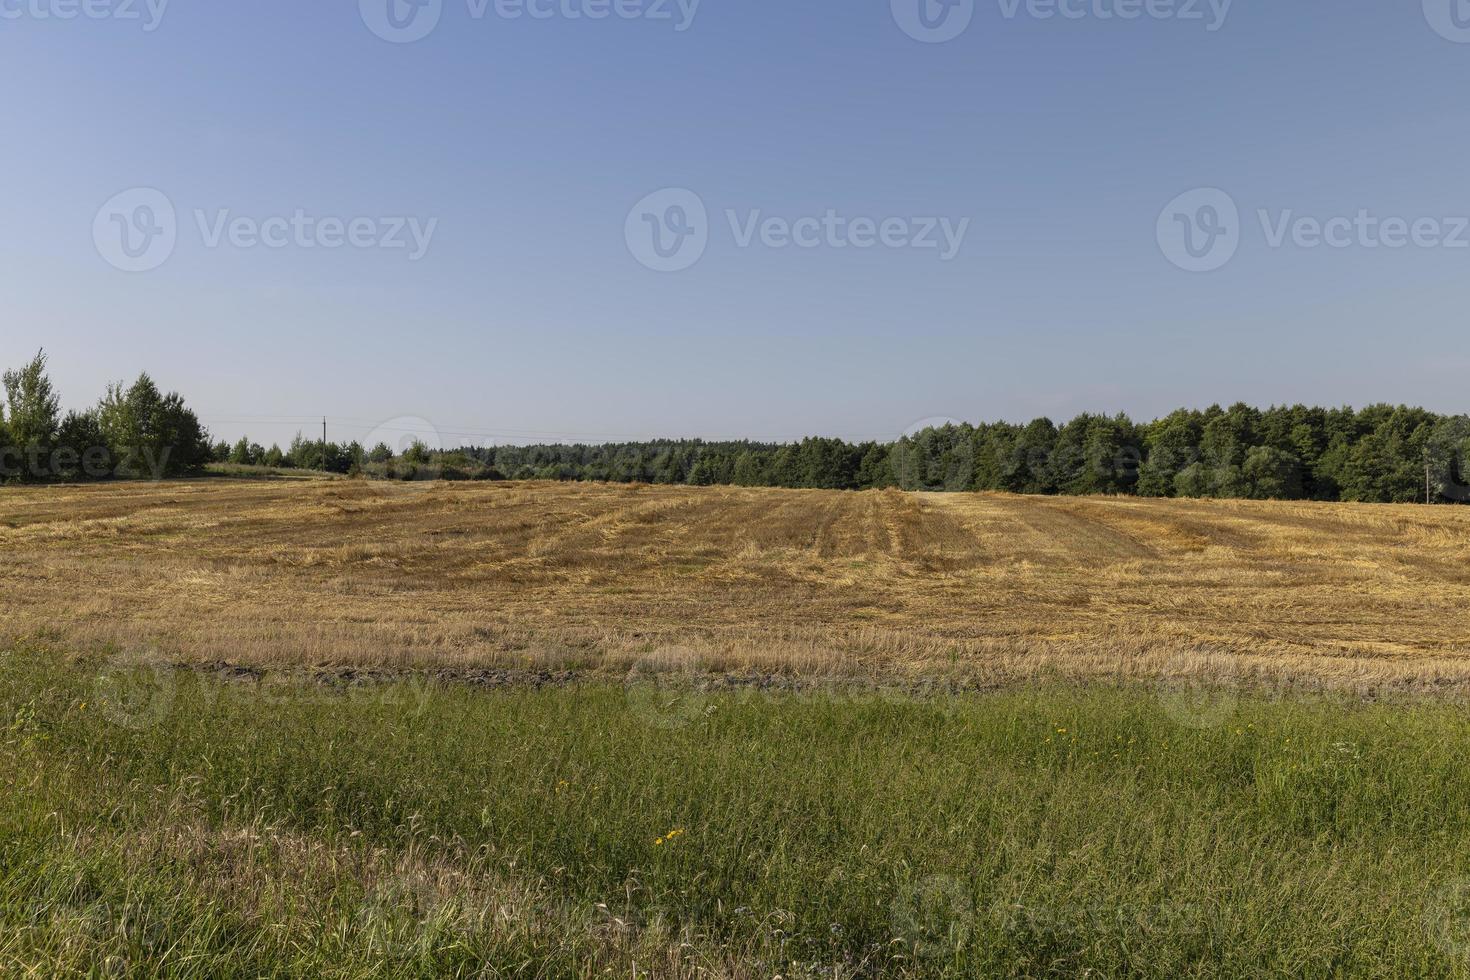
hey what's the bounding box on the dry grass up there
[4,479,1470,691]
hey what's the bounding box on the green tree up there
[1428,417,1470,503]
[854,443,893,489]
[403,440,431,465]
[96,374,211,478]
[1047,415,1139,495]
[0,407,10,481]
[731,450,768,486]
[54,411,107,481]
[1173,462,1212,499]
[1009,418,1058,494]
[229,437,256,465]
[1242,446,1304,500]
[2,350,61,482]
[1137,411,1202,498]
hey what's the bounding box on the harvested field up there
[10,481,1470,978]
[3,479,1470,690]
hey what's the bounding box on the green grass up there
[202,463,343,481]
[4,647,1470,977]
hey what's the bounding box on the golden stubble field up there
[4,478,1470,691]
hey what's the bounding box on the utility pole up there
[1425,449,1433,505]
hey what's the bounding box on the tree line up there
[5,351,1466,503]
[0,351,210,482]
[243,405,1470,505]
[440,404,1470,504]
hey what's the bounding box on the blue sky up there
[3,0,1468,449]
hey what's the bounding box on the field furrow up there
[3,479,1470,690]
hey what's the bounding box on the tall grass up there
[3,647,1470,977]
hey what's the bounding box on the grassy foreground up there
[5,649,1470,977]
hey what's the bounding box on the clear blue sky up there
[3,1,1467,449]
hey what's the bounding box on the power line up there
[200,415,900,446]
[199,416,703,443]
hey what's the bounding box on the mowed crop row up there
[3,479,1470,689]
